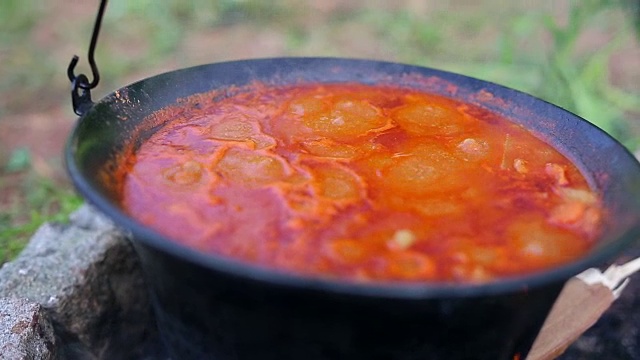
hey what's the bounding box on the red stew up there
[119,83,602,283]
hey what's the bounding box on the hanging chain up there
[67,0,108,115]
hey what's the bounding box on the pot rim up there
[65,56,640,299]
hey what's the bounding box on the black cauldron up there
[65,57,640,360]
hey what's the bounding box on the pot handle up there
[527,256,640,360]
[67,0,108,116]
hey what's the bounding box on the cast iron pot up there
[65,57,640,360]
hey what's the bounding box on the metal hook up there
[68,0,108,114]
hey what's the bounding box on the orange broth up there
[119,83,602,283]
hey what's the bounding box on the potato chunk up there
[215,148,286,187]
[300,98,387,140]
[380,145,467,195]
[164,160,204,186]
[392,101,468,136]
[288,96,327,116]
[507,219,584,267]
[301,138,360,159]
[311,164,363,201]
[385,251,436,280]
[210,115,255,141]
[326,239,370,264]
[457,138,490,161]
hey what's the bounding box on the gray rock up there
[0,297,56,360]
[0,205,156,359]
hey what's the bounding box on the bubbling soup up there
[118,83,602,283]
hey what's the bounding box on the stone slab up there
[0,205,157,359]
[0,298,57,360]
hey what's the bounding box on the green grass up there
[0,171,82,264]
[0,0,638,265]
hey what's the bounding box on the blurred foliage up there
[95,0,292,91]
[628,0,640,38]
[0,0,56,115]
[536,0,640,149]
[0,173,82,264]
[4,148,31,173]
[0,0,43,36]
[364,0,640,149]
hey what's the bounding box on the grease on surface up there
[117,83,603,283]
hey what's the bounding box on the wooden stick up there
[526,278,614,360]
[527,257,640,360]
